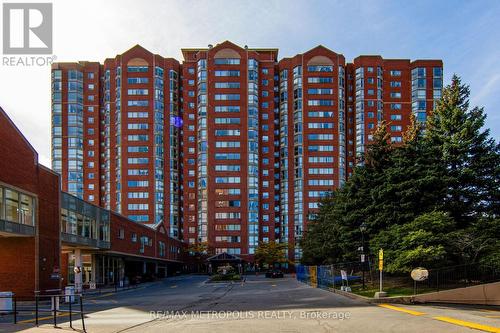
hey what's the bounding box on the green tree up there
[300,75,500,270]
[254,242,290,268]
[426,75,500,225]
[371,211,455,273]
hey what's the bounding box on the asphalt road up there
[1,275,499,333]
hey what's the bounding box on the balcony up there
[0,219,35,237]
[61,232,110,250]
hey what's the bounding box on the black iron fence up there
[0,291,86,332]
[297,260,500,296]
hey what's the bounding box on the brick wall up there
[0,108,61,296]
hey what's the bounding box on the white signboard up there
[411,267,429,281]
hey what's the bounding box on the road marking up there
[91,292,114,299]
[378,304,426,316]
[18,312,71,324]
[271,284,277,287]
[433,316,500,333]
[170,285,177,288]
[484,315,500,318]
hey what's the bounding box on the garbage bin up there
[65,286,75,303]
[0,292,13,314]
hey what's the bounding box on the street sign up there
[378,249,384,271]
[340,270,347,280]
[378,248,384,293]
[361,254,366,262]
[411,267,429,281]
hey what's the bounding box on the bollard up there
[80,295,86,333]
[69,296,73,329]
[13,296,17,324]
[35,295,39,326]
[53,296,57,328]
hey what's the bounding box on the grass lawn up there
[350,284,436,297]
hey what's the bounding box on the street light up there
[359,223,367,289]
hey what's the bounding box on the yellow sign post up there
[378,249,384,292]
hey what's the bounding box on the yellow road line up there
[18,312,71,324]
[434,316,500,333]
[378,304,426,316]
[90,292,114,299]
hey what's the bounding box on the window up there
[5,189,19,223]
[128,192,149,199]
[127,146,149,153]
[215,70,240,77]
[308,168,334,175]
[215,153,240,160]
[215,82,240,89]
[308,111,334,118]
[214,94,240,101]
[128,157,149,164]
[390,70,401,76]
[308,145,334,152]
[215,118,240,124]
[215,106,240,112]
[128,169,149,176]
[128,135,148,142]
[390,92,401,98]
[215,141,240,148]
[390,125,402,131]
[128,204,149,210]
[128,112,148,118]
[127,123,148,130]
[308,77,333,83]
[308,134,334,140]
[390,114,402,121]
[390,81,401,87]
[308,99,334,106]
[308,88,333,95]
[215,129,240,136]
[391,103,402,110]
[127,78,149,84]
[214,58,240,65]
[127,66,148,72]
[128,180,149,187]
[308,123,333,129]
[128,100,149,107]
[215,177,241,184]
[118,228,124,239]
[391,136,403,143]
[128,89,148,95]
[308,156,334,163]
[307,65,333,72]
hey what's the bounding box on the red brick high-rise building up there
[52,41,442,264]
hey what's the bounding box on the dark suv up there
[265,269,284,278]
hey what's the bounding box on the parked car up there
[265,269,284,278]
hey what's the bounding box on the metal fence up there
[296,260,500,296]
[0,292,86,331]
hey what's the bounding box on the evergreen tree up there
[426,75,500,225]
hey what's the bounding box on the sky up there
[0,0,499,167]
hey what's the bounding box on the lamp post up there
[359,223,367,289]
